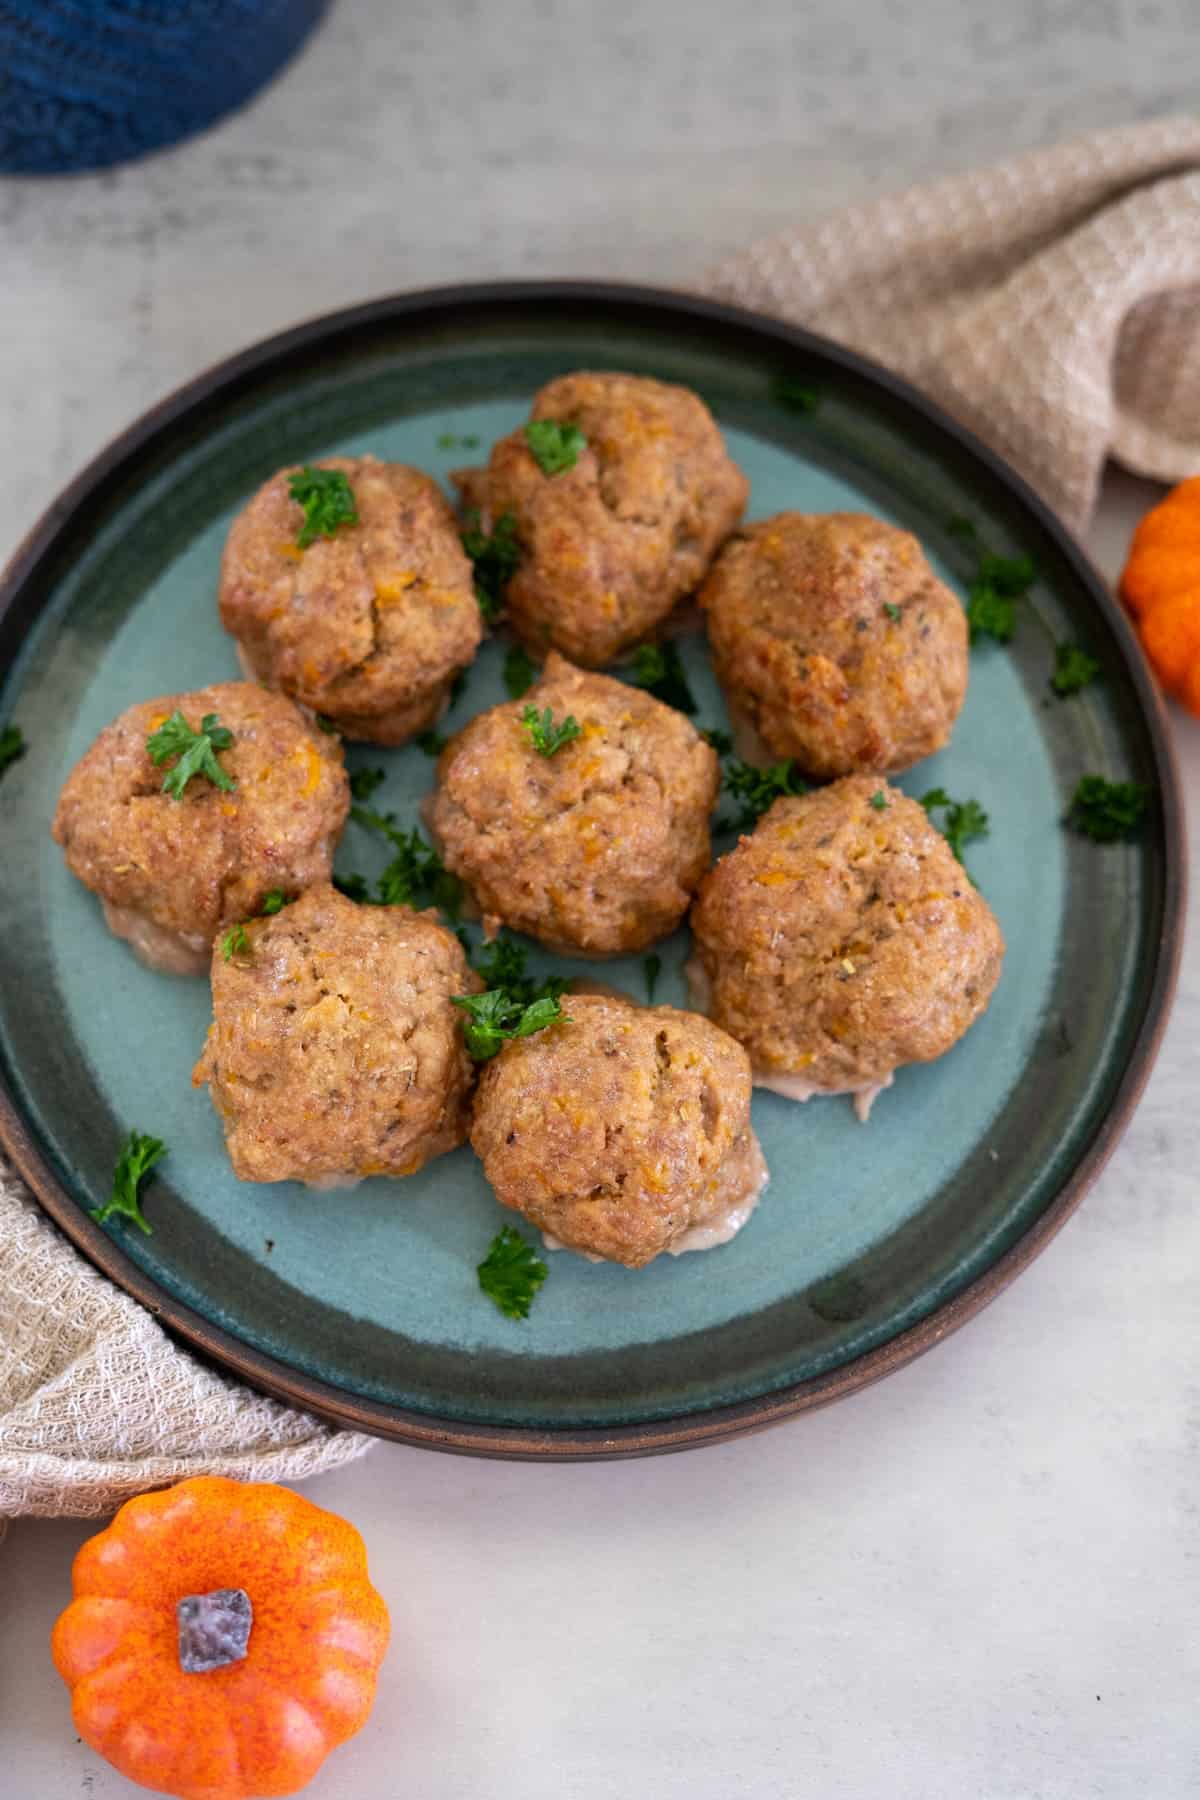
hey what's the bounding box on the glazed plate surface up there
[0,285,1181,1456]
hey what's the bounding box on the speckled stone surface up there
[3,3,1197,1796]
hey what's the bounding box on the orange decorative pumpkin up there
[52,1476,390,1800]
[1120,475,1200,714]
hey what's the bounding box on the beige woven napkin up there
[708,115,1200,530]
[4,116,1199,1523]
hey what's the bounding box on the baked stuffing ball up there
[689,776,1004,1118]
[700,512,969,779]
[429,652,720,955]
[461,371,748,666]
[52,681,349,976]
[219,455,481,744]
[470,993,768,1267]
[193,883,481,1187]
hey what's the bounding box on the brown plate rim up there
[0,279,1186,1459]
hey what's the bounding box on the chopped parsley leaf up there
[261,890,288,914]
[471,933,567,1010]
[477,1224,548,1320]
[1051,643,1101,697]
[349,766,386,802]
[883,602,902,623]
[524,419,586,476]
[949,521,1038,645]
[221,923,250,961]
[415,729,447,757]
[0,724,25,777]
[869,790,889,810]
[630,642,698,714]
[521,704,582,757]
[146,711,235,800]
[644,953,662,1003]
[288,465,358,548]
[966,583,1018,644]
[436,431,480,451]
[333,871,371,903]
[349,804,463,914]
[453,987,566,1061]
[462,510,520,622]
[721,757,808,830]
[702,727,734,756]
[771,377,820,414]
[92,1129,167,1235]
[503,643,537,699]
[1067,776,1148,842]
[921,787,990,868]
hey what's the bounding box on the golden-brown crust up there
[192,883,482,1185]
[700,512,968,778]
[470,993,757,1267]
[218,456,481,745]
[429,652,720,954]
[52,681,349,950]
[468,372,747,666]
[689,776,1004,1090]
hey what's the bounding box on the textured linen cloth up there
[708,115,1200,530]
[4,116,1198,1522]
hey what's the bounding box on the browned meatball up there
[429,653,719,955]
[689,777,1004,1116]
[52,682,349,976]
[463,372,748,666]
[218,455,481,744]
[470,993,767,1267]
[193,884,481,1186]
[701,512,969,779]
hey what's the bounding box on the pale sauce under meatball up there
[688,777,1004,1118]
[463,371,748,666]
[470,993,768,1267]
[701,512,969,779]
[52,681,349,975]
[429,652,720,955]
[219,455,481,745]
[192,883,481,1187]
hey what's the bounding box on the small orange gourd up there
[52,1476,390,1800]
[1119,475,1200,714]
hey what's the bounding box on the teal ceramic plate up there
[0,285,1183,1458]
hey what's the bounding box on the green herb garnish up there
[477,1225,549,1320]
[315,714,339,735]
[921,787,989,868]
[0,724,26,778]
[415,729,447,757]
[221,923,250,961]
[436,432,480,451]
[349,766,386,802]
[453,988,567,1061]
[521,704,582,757]
[503,643,537,699]
[288,465,359,548]
[1051,643,1101,697]
[702,727,734,756]
[883,602,903,623]
[946,515,978,544]
[869,790,889,811]
[462,510,521,622]
[333,871,371,902]
[644,953,662,1003]
[524,420,586,476]
[721,757,808,830]
[630,642,697,714]
[261,890,288,915]
[1066,776,1148,842]
[771,377,820,414]
[146,711,235,801]
[965,551,1037,645]
[472,933,567,1010]
[91,1129,167,1235]
[350,805,463,914]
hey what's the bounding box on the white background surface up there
[3,4,1198,1796]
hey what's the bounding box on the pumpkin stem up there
[177,1587,253,1672]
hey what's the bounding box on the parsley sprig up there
[521,704,582,757]
[462,511,520,622]
[503,643,537,698]
[221,923,249,962]
[524,420,587,476]
[630,642,698,714]
[453,988,567,1061]
[921,787,989,868]
[721,757,808,830]
[1067,776,1148,842]
[478,1225,548,1320]
[470,933,568,1010]
[348,804,463,914]
[288,466,359,548]
[349,766,386,802]
[92,1129,167,1235]
[948,516,1037,645]
[1052,643,1101,697]
[146,711,235,801]
[0,723,26,778]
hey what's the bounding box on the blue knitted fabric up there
[0,0,329,173]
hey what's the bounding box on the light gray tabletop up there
[3,5,1197,1796]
